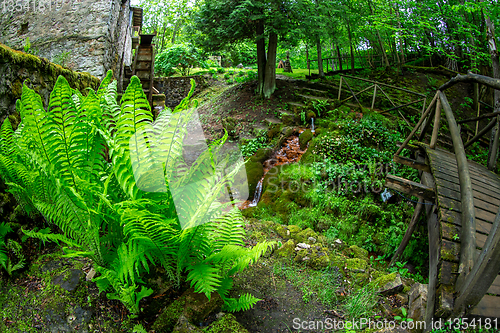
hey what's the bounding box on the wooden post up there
[487,116,500,170]
[439,91,476,290]
[394,92,439,156]
[430,98,441,149]
[464,118,497,148]
[338,76,343,100]
[343,79,363,109]
[453,205,500,317]
[371,85,377,110]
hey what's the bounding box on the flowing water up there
[240,132,308,209]
[311,118,315,133]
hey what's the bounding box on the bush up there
[155,44,204,76]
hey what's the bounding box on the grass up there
[276,68,320,79]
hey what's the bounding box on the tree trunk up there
[346,19,355,74]
[262,32,278,98]
[317,38,324,77]
[256,19,267,96]
[367,0,389,68]
[337,45,342,71]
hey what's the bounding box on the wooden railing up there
[395,72,500,318]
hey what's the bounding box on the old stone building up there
[0,0,135,88]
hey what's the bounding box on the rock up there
[52,269,84,292]
[298,129,313,150]
[245,161,264,198]
[409,283,427,306]
[335,239,343,245]
[152,288,223,333]
[172,315,203,332]
[307,236,317,244]
[371,273,403,295]
[205,313,249,333]
[345,258,368,272]
[293,227,317,243]
[343,245,369,260]
[85,267,96,281]
[295,245,331,269]
[295,243,310,250]
[45,304,92,333]
[275,239,296,258]
[236,63,244,69]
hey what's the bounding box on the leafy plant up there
[155,44,204,76]
[0,222,25,275]
[311,100,329,117]
[53,51,71,67]
[394,307,413,322]
[0,71,272,314]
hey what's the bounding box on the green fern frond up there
[207,207,245,251]
[97,70,114,99]
[222,293,261,312]
[187,262,221,298]
[173,79,197,113]
[22,228,81,248]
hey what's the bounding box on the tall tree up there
[193,0,298,98]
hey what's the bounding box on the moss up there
[287,225,302,237]
[344,245,369,260]
[293,228,317,243]
[204,313,249,333]
[245,161,264,197]
[345,258,368,272]
[152,298,187,333]
[299,129,313,150]
[250,148,272,164]
[369,272,397,289]
[403,285,411,293]
[275,239,296,258]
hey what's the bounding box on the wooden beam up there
[430,98,441,149]
[453,206,500,317]
[463,118,497,149]
[439,73,500,91]
[457,110,500,124]
[393,155,431,173]
[385,174,435,201]
[439,91,476,289]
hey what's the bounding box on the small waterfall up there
[311,118,315,133]
[248,179,263,207]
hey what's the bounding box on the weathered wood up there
[342,74,427,97]
[338,76,343,100]
[385,174,435,201]
[453,206,500,317]
[487,116,500,170]
[463,118,497,148]
[371,85,377,110]
[418,102,437,142]
[457,110,500,124]
[340,84,375,104]
[342,78,363,109]
[439,73,500,91]
[440,210,493,239]
[394,92,439,156]
[390,202,425,267]
[425,206,440,330]
[393,155,431,172]
[470,295,500,318]
[430,99,441,149]
[439,91,476,289]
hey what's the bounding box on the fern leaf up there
[187,262,221,298]
[97,70,114,99]
[223,294,261,312]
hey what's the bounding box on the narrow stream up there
[240,132,308,209]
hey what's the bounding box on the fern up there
[0,72,268,315]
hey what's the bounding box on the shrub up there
[155,44,204,76]
[0,71,273,314]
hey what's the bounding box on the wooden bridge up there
[385,73,500,326]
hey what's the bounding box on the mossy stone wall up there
[155,76,208,108]
[0,43,100,120]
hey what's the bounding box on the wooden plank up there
[393,155,431,173]
[385,174,435,200]
[470,295,500,318]
[441,239,461,262]
[440,260,458,285]
[436,186,500,216]
[430,159,500,185]
[426,206,440,327]
[441,221,489,249]
[439,209,493,236]
[433,172,500,198]
[438,196,497,222]
[487,275,500,295]
[434,180,500,208]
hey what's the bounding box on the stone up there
[275,239,296,258]
[344,245,369,260]
[307,236,317,244]
[172,315,203,333]
[409,283,427,306]
[236,63,244,69]
[52,269,84,292]
[293,227,317,243]
[295,243,310,250]
[375,273,403,295]
[205,313,249,333]
[152,288,223,333]
[245,161,264,198]
[295,245,331,269]
[345,258,368,272]
[298,129,313,150]
[85,267,96,281]
[45,304,92,333]
[287,225,302,238]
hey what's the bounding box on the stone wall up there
[0,43,100,122]
[0,0,131,81]
[154,76,207,109]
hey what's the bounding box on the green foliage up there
[52,51,71,67]
[156,44,204,76]
[239,136,270,158]
[0,222,25,275]
[343,285,378,322]
[0,71,272,315]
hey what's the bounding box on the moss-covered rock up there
[152,288,223,333]
[293,227,318,244]
[245,161,264,198]
[344,245,369,260]
[299,129,313,150]
[250,148,272,164]
[275,239,296,258]
[172,315,203,332]
[204,313,249,333]
[345,258,368,272]
[294,245,331,269]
